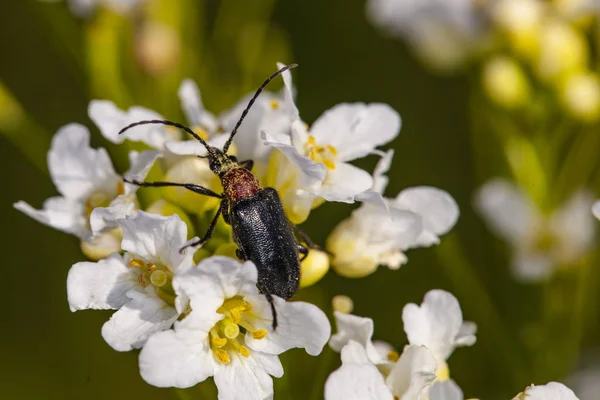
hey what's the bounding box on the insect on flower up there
[119,64,323,329]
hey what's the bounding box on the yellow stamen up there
[229,307,242,324]
[323,160,336,170]
[307,135,316,145]
[129,259,144,268]
[387,350,400,362]
[326,145,338,156]
[251,329,267,340]
[239,346,250,358]
[211,336,227,348]
[214,349,230,364]
[270,99,280,110]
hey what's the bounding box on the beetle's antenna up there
[222,63,298,154]
[118,119,216,157]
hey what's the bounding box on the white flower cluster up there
[15,64,458,398]
[325,290,582,400]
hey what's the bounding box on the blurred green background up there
[1,0,599,399]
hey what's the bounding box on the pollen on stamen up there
[326,144,338,156]
[251,329,267,340]
[238,346,250,358]
[129,259,144,268]
[211,336,227,348]
[214,349,231,364]
[323,160,336,170]
[387,350,400,362]
[308,135,316,145]
[270,99,280,110]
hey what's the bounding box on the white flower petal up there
[386,345,437,400]
[101,289,178,351]
[393,186,459,246]
[173,257,258,325]
[139,327,214,388]
[430,379,464,400]
[262,130,327,190]
[521,382,580,400]
[178,79,218,131]
[319,162,374,203]
[214,353,277,400]
[89,100,171,149]
[310,103,401,162]
[592,200,600,220]
[475,179,536,243]
[325,341,394,400]
[245,296,331,356]
[49,123,119,200]
[89,195,135,235]
[329,312,388,365]
[276,61,299,121]
[14,197,89,238]
[67,253,136,311]
[372,149,394,194]
[119,211,189,270]
[124,150,160,194]
[402,290,475,361]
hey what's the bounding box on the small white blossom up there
[67,211,194,351]
[476,178,596,282]
[365,0,483,70]
[402,290,476,376]
[40,0,145,17]
[14,124,158,257]
[262,64,401,223]
[513,382,580,400]
[139,256,330,399]
[327,150,459,277]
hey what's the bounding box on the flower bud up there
[535,19,588,82]
[559,72,600,122]
[161,157,222,214]
[135,22,181,76]
[81,229,122,260]
[300,249,330,288]
[482,56,531,109]
[492,0,545,57]
[146,199,196,238]
[331,295,354,314]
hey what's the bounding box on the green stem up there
[435,234,528,388]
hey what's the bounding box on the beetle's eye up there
[229,155,238,163]
[209,160,219,172]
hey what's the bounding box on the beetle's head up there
[207,148,238,177]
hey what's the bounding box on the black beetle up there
[119,64,322,328]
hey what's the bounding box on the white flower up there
[40,0,145,17]
[402,290,476,377]
[513,382,580,400]
[327,150,459,277]
[365,0,483,70]
[262,64,401,223]
[67,211,194,351]
[475,178,596,282]
[325,340,439,400]
[430,379,464,400]
[139,256,330,398]
[14,124,158,256]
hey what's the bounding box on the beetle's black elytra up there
[119,64,319,330]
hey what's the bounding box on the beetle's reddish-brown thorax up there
[221,167,262,202]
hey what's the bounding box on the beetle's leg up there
[235,247,246,260]
[297,244,309,262]
[124,178,222,199]
[239,159,254,171]
[258,286,278,330]
[292,225,331,255]
[179,201,224,253]
[221,199,231,224]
